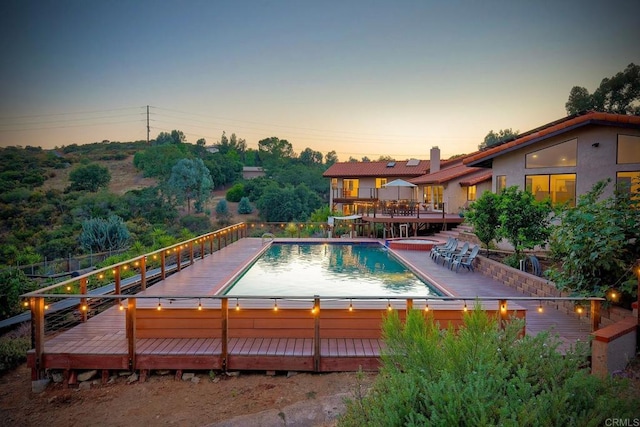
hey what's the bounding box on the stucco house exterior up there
[323,147,491,215]
[464,111,640,204]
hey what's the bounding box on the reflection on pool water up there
[224,243,443,297]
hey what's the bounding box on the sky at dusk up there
[1,0,639,161]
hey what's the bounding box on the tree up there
[565,63,640,115]
[258,136,295,168]
[237,197,253,214]
[0,268,37,320]
[196,138,206,147]
[79,215,130,253]
[153,129,186,145]
[478,128,519,151]
[298,148,323,166]
[256,186,302,222]
[225,183,245,202]
[464,191,501,252]
[215,199,232,226]
[497,186,552,263]
[547,179,640,298]
[68,163,111,192]
[324,150,338,165]
[167,158,213,214]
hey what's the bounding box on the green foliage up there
[0,268,38,320]
[498,186,552,259]
[226,183,245,202]
[180,214,211,235]
[79,215,131,253]
[339,308,639,426]
[464,191,501,251]
[68,163,111,192]
[256,186,302,222]
[166,158,213,214]
[133,143,191,179]
[0,336,31,373]
[565,63,640,115]
[478,128,519,150]
[547,179,640,297]
[237,197,253,214]
[154,129,186,145]
[215,199,232,226]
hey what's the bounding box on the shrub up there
[180,214,212,235]
[0,336,30,373]
[226,183,245,203]
[0,269,38,320]
[215,199,233,226]
[237,197,253,214]
[339,307,639,426]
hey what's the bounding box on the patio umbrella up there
[383,179,417,200]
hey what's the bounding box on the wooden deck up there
[28,237,591,380]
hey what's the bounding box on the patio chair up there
[432,239,460,263]
[451,245,480,272]
[440,242,470,267]
[430,238,456,261]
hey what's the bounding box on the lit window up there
[376,178,387,188]
[496,175,506,193]
[616,171,640,200]
[526,174,576,206]
[617,135,640,164]
[467,185,477,201]
[526,139,577,168]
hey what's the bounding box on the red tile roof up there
[464,111,640,167]
[459,170,493,186]
[323,160,430,178]
[410,160,488,185]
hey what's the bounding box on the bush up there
[0,336,30,373]
[237,197,253,214]
[180,214,212,235]
[0,269,38,320]
[215,199,232,226]
[226,183,245,202]
[339,307,639,426]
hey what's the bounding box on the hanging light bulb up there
[537,301,543,313]
[273,299,278,311]
[463,301,468,312]
[119,301,125,311]
[197,299,202,311]
[424,303,429,312]
[348,299,353,312]
[81,304,87,312]
[235,298,240,311]
[66,285,71,292]
[157,299,162,311]
[387,300,392,311]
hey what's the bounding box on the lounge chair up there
[440,242,470,267]
[451,245,480,272]
[430,238,457,261]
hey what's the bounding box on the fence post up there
[221,298,228,372]
[406,298,413,315]
[31,297,45,380]
[499,299,508,330]
[177,247,182,272]
[313,296,321,372]
[161,250,166,280]
[590,300,601,332]
[140,256,146,291]
[80,277,87,322]
[126,298,136,371]
[114,266,121,304]
[189,241,194,265]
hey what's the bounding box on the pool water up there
[224,243,443,297]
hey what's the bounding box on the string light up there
[575,305,583,315]
[66,285,71,292]
[157,299,162,311]
[387,300,392,311]
[537,301,543,313]
[348,299,353,312]
[235,298,240,311]
[463,301,468,312]
[81,304,87,312]
[500,303,507,313]
[198,299,202,311]
[23,301,29,308]
[273,299,278,312]
[424,303,429,312]
[119,301,124,311]
[44,304,49,310]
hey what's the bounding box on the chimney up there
[430,146,440,173]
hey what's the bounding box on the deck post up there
[590,300,601,332]
[31,296,45,380]
[221,298,228,371]
[406,298,413,315]
[80,277,87,322]
[161,250,166,279]
[126,298,136,371]
[313,296,320,372]
[209,235,214,254]
[114,266,121,303]
[189,241,194,265]
[140,256,146,291]
[177,247,182,271]
[499,299,508,330]
[200,239,205,260]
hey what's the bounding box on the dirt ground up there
[0,364,375,427]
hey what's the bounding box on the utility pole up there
[146,105,150,145]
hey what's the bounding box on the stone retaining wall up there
[474,255,632,327]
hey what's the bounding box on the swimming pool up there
[223,242,444,297]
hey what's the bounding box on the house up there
[242,166,265,180]
[464,111,640,204]
[323,147,490,215]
